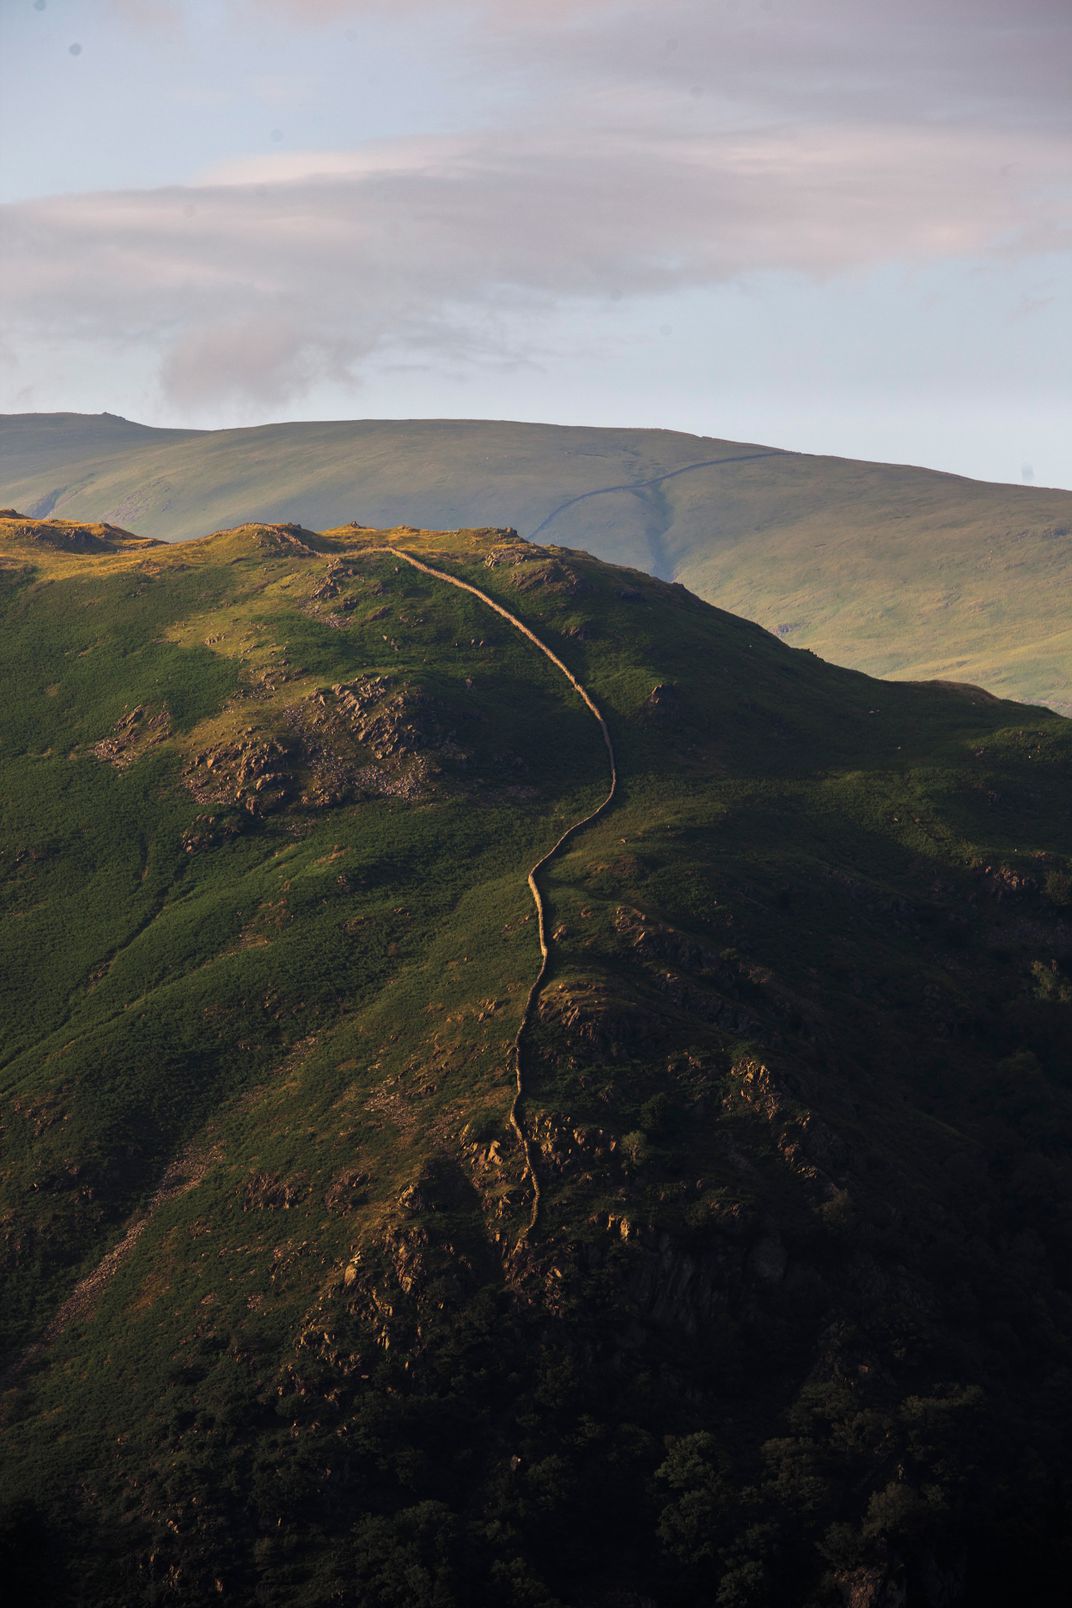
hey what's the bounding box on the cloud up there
[3,114,1067,411]
[503,0,1072,139]
[8,1,1070,415]
[157,316,359,408]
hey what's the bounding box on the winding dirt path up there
[386,546,618,1237]
[527,450,781,545]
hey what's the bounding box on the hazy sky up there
[2,0,1069,486]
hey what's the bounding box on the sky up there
[1,0,1069,487]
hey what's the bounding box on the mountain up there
[1,510,1070,1607]
[2,412,1070,713]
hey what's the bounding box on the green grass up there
[3,412,1069,711]
[0,517,1070,1608]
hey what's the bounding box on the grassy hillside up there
[0,511,1070,1607]
[2,412,1069,712]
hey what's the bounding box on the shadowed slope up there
[0,516,1069,1608]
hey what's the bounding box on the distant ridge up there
[2,412,1069,711]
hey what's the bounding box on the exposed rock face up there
[182,675,465,816]
[483,537,583,594]
[185,732,294,815]
[241,1172,307,1211]
[91,704,172,769]
[179,813,246,854]
[835,1550,970,1608]
[0,516,150,553]
[316,678,436,761]
[613,904,724,974]
[645,682,680,716]
[246,523,324,558]
[976,862,1037,900]
[726,1055,847,1197]
[537,975,669,1060]
[324,1167,370,1215]
[327,1157,498,1357]
[530,1113,619,1180]
[612,905,765,1036]
[836,1564,908,1608]
[602,1215,742,1337]
[303,558,375,625]
[288,675,466,806]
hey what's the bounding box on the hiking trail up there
[527,449,781,549]
[386,545,618,1239]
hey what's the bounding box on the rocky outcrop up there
[184,731,294,815]
[644,682,680,717]
[92,704,172,769]
[836,1564,907,1608]
[613,904,727,976]
[324,1167,370,1215]
[331,1158,499,1356]
[725,1055,847,1197]
[180,813,246,854]
[530,1113,619,1181]
[247,523,324,558]
[0,515,153,553]
[302,558,373,625]
[975,862,1038,900]
[183,676,464,816]
[241,1172,307,1211]
[604,1215,740,1336]
[482,536,583,595]
[536,975,669,1061]
[287,675,465,806]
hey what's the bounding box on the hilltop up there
[0,513,1070,1607]
[0,509,159,557]
[2,412,1070,712]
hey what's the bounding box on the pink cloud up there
[8,1,1066,411]
[3,116,1067,408]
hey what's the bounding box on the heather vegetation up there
[0,512,1070,1606]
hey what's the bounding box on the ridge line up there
[385,545,618,1240]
